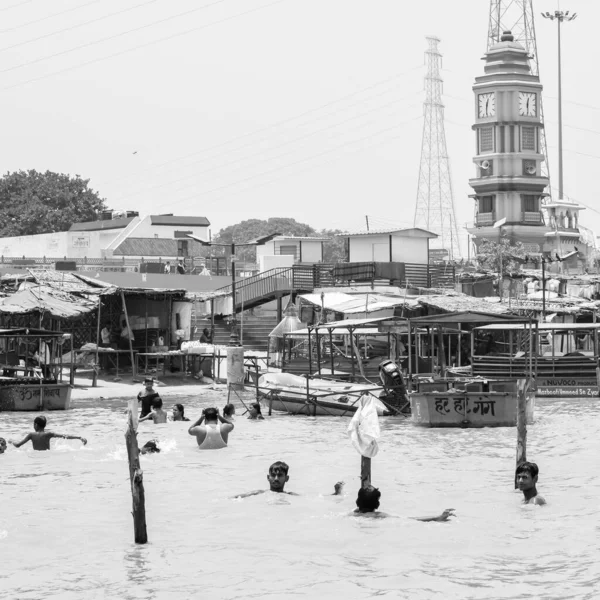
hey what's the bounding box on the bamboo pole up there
[515,378,527,488]
[93,298,101,387]
[125,400,147,544]
[120,291,136,379]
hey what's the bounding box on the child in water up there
[139,398,168,424]
[10,416,87,451]
[0,437,6,454]
[247,403,264,420]
[516,461,546,505]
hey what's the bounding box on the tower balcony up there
[521,211,544,225]
[475,212,496,226]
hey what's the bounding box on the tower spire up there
[487,0,551,199]
[413,36,461,260]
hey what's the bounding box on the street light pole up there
[542,10,577,200]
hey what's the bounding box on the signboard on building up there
[429,248,449,262]
[72,234,90,248]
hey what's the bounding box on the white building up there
[256,235,329,271]
[0,214,210,260]
[345,228,437,264]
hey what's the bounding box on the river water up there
[1,394,598,600]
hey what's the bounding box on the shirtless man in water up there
[516,461,546,505]
[353,485,455,521]
[233,461,344,498]
[10,416,87,451]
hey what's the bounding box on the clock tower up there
[467,31,551,256]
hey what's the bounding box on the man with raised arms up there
[188,407,233,449]
[516,461,546,505]
[10,416,87,451]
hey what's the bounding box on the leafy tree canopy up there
[212,217,347,263]
[0,170,106,237]
[477,238,527,276]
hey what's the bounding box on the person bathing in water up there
[353,485,455,522]
[247,403,264,420]
[188,407,234,449]
[516,461,546,505]
[139,398,168,424]
[233,461,344,498]
[222,403,235,423]
[9,416,87,451]
[170,403,189,422]
[137,377,161,418]
[0,437,6,454]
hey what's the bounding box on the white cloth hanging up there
[347,395,381,458]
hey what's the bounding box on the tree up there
[212,218,348,263]
[0,170,106,237]
[477,238,527,276]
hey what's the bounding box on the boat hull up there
[260,394,365,417]
[410,391,535,428]
[0,383,72,411]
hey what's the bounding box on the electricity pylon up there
[413,36,461,260]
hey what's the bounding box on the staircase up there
[207,316,277,351]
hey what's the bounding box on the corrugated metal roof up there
[345,227,438,238]
[273,236,330,242]
[150,215,210,226]
[299,292,412,314]
[69,217,135,231]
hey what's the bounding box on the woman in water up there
[171,403,190,422]
[222,403,235,423]
[247,402,264,420]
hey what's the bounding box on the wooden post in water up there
[125,399,147,544]
[515,378,527,488]
[361,456,371,489]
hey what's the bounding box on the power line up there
[0,0,101,34]
[111,96,422,201]
[0,0,33,13]
[95,65,422,188]
[0,0,228,75]
[1,0,288,91]
[152,114,423,211]
[0,0,159,54]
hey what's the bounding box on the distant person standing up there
[188,407,233,449]
[137,377,161,418]
[164,261,172,274]
[176,260,185,274]
[200,328,212,344]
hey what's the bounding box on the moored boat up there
[257,372,388,416]
[0,380,72,411]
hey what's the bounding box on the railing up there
[475,212,496,226]
[522,211,544,224]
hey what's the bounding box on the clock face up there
[478,93,495,118]
[519,92,536,116]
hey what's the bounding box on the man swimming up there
[353,485,455,521]
[10,416,87,451]
[188,407,234,449]
[516,461,546,505]
[139,398,168,424]
[0,437,6,454]
[233,461,344,498]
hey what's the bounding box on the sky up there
[0,0,597,256]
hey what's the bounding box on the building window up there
[177,240,189,257]
[521,126,537,151]
[509,126,515,152]
[499,125,505,153]
[521,195,539,212]
[479,195,495,213]
[479,127,494,153]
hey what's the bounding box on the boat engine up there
[378,359,410,414]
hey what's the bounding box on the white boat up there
[257,372,389,416]
[0,381,72,411]
[410,378,535,428]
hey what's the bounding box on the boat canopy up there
[475,322,600,331]
[408,311,532,325]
